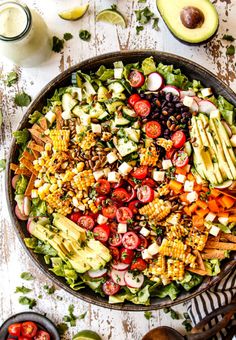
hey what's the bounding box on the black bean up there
[175,102,183,108]
[139,93,145,98]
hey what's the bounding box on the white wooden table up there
[0,1,236,339]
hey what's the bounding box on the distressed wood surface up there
[0,1,236,339]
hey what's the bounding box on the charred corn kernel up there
[38,183,50,199]
[41,151,48,158]
[49,184,58,192]
[62,171,75,182]
[34,179,43,188]
[185,253,197,268]
[47,206,53,214]
[57,179,63,188]
[31,189,38,198]
[139,198,171,222]
[45,143,52,151]
[61,161,68,169]
[82,198,89,204]
[166,213,181,225]
[101,132,112,141]
[146,256,166,277]
[89,201,99,214]
[50,177,57,184]
[71,170,95,191]
[50,130,70,151]
[76,130,96,151]
[76,191,83,200]
[38,159,45,166]
[77,162,85,172]
[140,145,159,166]
[159,239,186,261]
[156,138,173,152]
[186,229,209,251]
[45,190,72,215]
[167,259,185,281]
[67,190,74,197]
[156,184,170,198]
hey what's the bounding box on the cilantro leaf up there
[223,34,235,42]
[78,311,87,320]
[14,92,31,107]
[152,17,159,31]
[7,71,18,87]
[136,26,144,35]
[63,304,77,327]
[79,30,91,41]
[29,110,42,124]
[135,7,154,25]
[19,296,36,309]
[20,272,34,280]
[63,32,73,41]
[57,323,69,336]
[144,311,153,320]
[52,36,64,53]
[43,284,56,295]
[15,286,32,294]
[13,128,30,146]
[226,45,235,56]
[0,159,6,172]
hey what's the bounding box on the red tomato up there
[128,70,145,88]
[21,321,38,338]
[33,330,51,340]
[128,93,141,107]
[8,323,21,336]
[126,188,137,202]
[109,222,118,233]
[137,235,148,251]
[102,203,117,219]
[112,188,130,202]
[131,166,148,180]
[78,216,94,230]
[19,337,30,340]
[131,258,147,271]
[95,179,111,195]
[128,200,141,214]
[116,207,133,223]
[69,212,82,223]
[113,179,125,188]
[145,121,162,138]
[93,224,110,242]
[95,196,106,207]
[109,246,120,261]
[171,130,186,148]
[134,100,151,117]
[172,150,189,168]
[166,148,176,159]
[120,248,134,264]
[122,232,140,250]
[142,178,156,188]
[103,279,120,296]
[108,233,122,247]
[137,185,154,203]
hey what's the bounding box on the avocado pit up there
[180,6,205,29]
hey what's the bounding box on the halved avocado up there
[156,0,219,44]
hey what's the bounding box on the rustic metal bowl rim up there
[6,50,236,311]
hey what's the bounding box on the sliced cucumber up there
[84,81,96,96]
[114,68,123,79]
[97,86,110,102]
[114,114,130,127]
[98,110,110,121]
[62,93,78,112]
[124,127,140,143]
[122,106,138,121]
[132,121,141,129]
[90,102,105,118]
[115,138,138,157]
[106,100,124,114]
[108,82,125,93]
[72,104,90,116]
[184,141,192,156]
[112,92,126,101]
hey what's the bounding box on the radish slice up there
[198,100,217,114]
[15,204,28,221]
[222,121,232,137]
[111,269,127,286]
[146,72,164,91]
[214,180,233,189]
[88,268,108,279]
[12,175,20,189]
[23,196,31,216]
[180,90,195,98]
[193,96,201,104]
[189,99,199,113]
[112,262,129,271]
[162,85,180,96]
[124,271,144,289]
[27,217,33,232]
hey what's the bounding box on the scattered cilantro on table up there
[163,307,180,320]
[135,7,154,25]
[223,34,235,42]
[152,17,159,31]
[14,92,31,107]
[15,286,32,294]
[63,32,73,41]
[57,323,69,336]
[63,304,77,326]
[43,284,56,295]
[52,36,64,53]
[144,311,153,320]
[6,71,18,87]
[0,159,6,172]
[226,45,235,56]
[19,296,37,309]
[79,30,91,41]
[136,26,144,35]
[20,272,34,280]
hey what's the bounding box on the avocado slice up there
[53,213,86,243]
[156,0,219,44]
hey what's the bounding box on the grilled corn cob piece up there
[184,253,197,268]
[139,198,171,222]
[167,259,185,281]
[156,138,173,152]
[159,239,186,261]
[140,145,159,166]
[88,200,99,214]
[146,256,166,278]
[71,170,95,191]
[45,189,72,215]
[166,213,181,225]
[186,229,209,251]
[167,223,189,240]
[155,184,170,198]
[50,130,70,151]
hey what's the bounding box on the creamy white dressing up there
[0,4,27,38]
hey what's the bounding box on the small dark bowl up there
[6,50,236,311]
[0,312,60,340]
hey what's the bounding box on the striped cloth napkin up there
[186,270,236,339]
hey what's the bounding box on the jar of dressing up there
[0,1,52,67]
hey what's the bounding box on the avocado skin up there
[156,1,219,45]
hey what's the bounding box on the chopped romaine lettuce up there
[109,285,150,305]
[141,57,156,75]
[153,283,180,300]
[204,259,221,276]
[13,128,30,147]
[29,110,43,124]
[30,198,47,217]
[179,272,203,291]
[123,62,140,81]
[24,237,57,256]
[15,175,29,195]
[191,79,203,92]
[156,63,189,89]
[96,65,114,81]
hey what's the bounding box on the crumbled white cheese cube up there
[91,124,102,134]
[117,223,127,234]
[34,179,43,188]
[205,212,216,222]
[45,110,56,125]
[72,197,79,208]
[142,249,152,260]
[78,204,86,211]
[184,180,194,192]
[140,227,150,237]
[176,174,186,183]
[186,191,198,203]
[114,68,123,79]
[210,110,220,119]
[107,152,118,164]
[108,171,120,183]
[72,87,82,101]
[201,88,212,97]
[147,243,159,256]
[61,110,72,120]
[103,168,110,177]
[218,216,229,226]
[118,162,133,176]
[80,113,91,126]
[152,170,165,182]
[209,225,220,236]
[162,159,172,170]
[166,214,179,225]
[183,96,194,107]
[97,214,108,225]
[93,170,104,181]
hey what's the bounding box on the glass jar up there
[0,1,52,67]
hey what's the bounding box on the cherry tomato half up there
[8,323,21,337]
[145,121,162,138]
[78,216,95,230]
[116,207,133,223]
[128,93,141,107]
[128,70,145,88]
[172,150,189,168]
[137,235,148,251]
[103,279,120,296]
[131,258,147,271]
[33,330,51,340]
[93,224,110,242]
[112,188,130,202]
[142,178,156,188]
[120,248,134,264]
[109,233,122,247]
[134,100,151,117]
[166,148,176,160]
[95,196,107,207]
[19,337,30,340]
[21,321,38,338]
[128,200,141,214]
[102,203,117,219]
[122,232,140,250]
[171,130,186,148]
[95,179,111,195]
[131,166,148,180]
[137,185,154,203]
[109,246,120,261]
[69,212,82,223]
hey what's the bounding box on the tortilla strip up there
[187,267,208,276]
[22,150,35,162]
[29,128,52,144]
[31,134,44,146]
[31,149,40,159]
[10,163,18,171]
[193,250,205,270]
[220,234,236,243]
[205,241,236,251]
[19,157,38,176]
[39,117,48,130]
[25,174,36,196]
[15,168,32,176]
[217,190,236,200]
[202,249,227,260]
[55,105,63,130]
[27,140,44,152]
